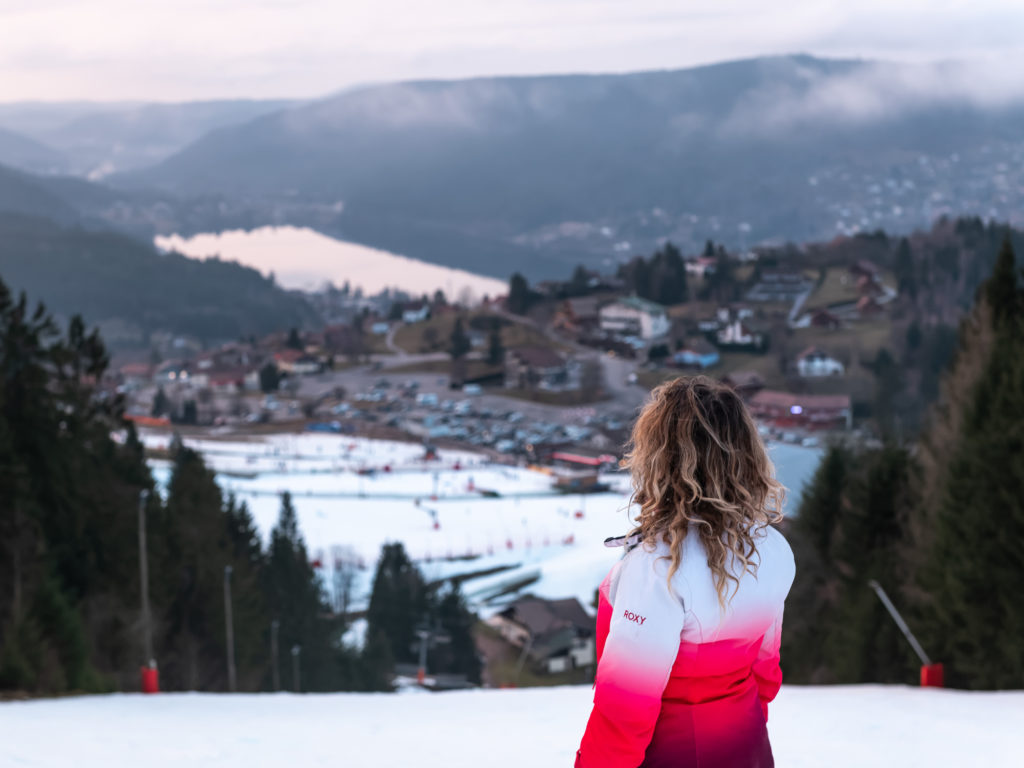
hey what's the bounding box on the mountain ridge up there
[111,55,1024,278]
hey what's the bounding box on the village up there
[96,244,905,690]
[111,244,899,463]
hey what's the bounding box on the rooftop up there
[607,296,667,316]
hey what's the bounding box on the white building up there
[797,346,845,377]
[599,296,670,340]
[401,304,431,324]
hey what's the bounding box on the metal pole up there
[868,580,932,666]
[416,628,429,684]
[224,565,237,692]
[270,620,280,692]
[138,489,153,667]
[291,644,301,693]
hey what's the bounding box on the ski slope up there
[142,432,820,614]
[2,685,1019,767]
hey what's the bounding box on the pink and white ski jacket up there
[575,524,795,768]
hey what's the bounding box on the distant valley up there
[115,55,1024,278]
[1,54,1023,288]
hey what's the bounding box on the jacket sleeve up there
[751,604,784,722]
[575,548,686,768]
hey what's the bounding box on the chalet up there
[857,295,885,317]
[855,273,886,298]
[746,270,815,302]
[204,368,249,393]
[486,596,595,674]
[717,319,766,351]
[809,308,842,329]
[849,259,882,281]
[274,349,322,375]
[599,297,670,340]
[118,362,154,387]
[722,370,766,398]
[796,347,845,377]
[749,390,852,430]
[401,303,431,324]
[551,297,603,336]
[685,256,718,278]
[674,338,720,369]
[504,347,579,392]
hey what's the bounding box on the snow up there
[2,685,1019,767]
[141,431,820,615]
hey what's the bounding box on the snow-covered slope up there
[142,431,820,615]
[2,685,1019,767]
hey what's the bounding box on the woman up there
[575,376,795,768]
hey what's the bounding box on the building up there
[796,346,845,377]
[486,596,595,674]
[504,346,579,392]
[551,297,603,337]
[401,303,431,324]
[274,349,322,375]
[722,370,766,398]
[749,390,852,430]
[849,259,882,281]
[746,270,815,302]
[856,295,884,317]
[685,256,718,278]
[809,308,842,329]
[673,338,720,369]
[716,319,766,351]
[599,296,670,340]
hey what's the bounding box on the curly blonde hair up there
[623,375,784,606]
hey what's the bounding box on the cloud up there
[720,58,1024,137]
[0,1,1022,101]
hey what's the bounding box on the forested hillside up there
[119,56,1024,278]
[0,213,316,344]
[783,237,1024,689]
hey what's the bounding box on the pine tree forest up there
[0,274,478,695]
[783,237,1024,689]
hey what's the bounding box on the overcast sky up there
[2,0,1023,102]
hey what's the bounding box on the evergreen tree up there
[152,386,171,417]
[783,445,917,684]
[365,543,429,665]
[262,492,341,692]
[916,238,1024,688]
[433,584,482,684]
[259,362,280,393]
[894,237,917,299]
[486,323,504,366]
[507,273,532,315]
[286,328,303,350]
[568,265,591,297]
[449,317,471,361]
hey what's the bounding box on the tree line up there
[0,272,478,694]
[783,238,1024,689]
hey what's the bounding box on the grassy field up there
[805,266,897,311]
[791,317,894,362]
